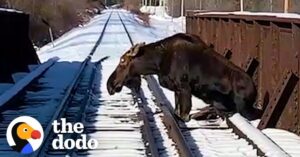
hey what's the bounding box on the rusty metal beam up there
[244,57,259,77]
[292,23,300,134]
[223,49,232,60]
[258,70,299,129]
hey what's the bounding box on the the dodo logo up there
[6,116,44,154]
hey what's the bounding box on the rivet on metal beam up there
[294,121,298,125]
[258,71,299,130]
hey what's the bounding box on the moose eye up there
[23,128,28,132]
[120,58,126,64]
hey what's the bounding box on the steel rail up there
[117,11,194,157]
[117,10,291,157]
[89,11,113,56]
[33,11,113,157]
[117,11,161,157]
[68,57,109,156]
[0,57,59,109]
[145,75,195,157]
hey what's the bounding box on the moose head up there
[107,42,147,95]
[107,41,165,95]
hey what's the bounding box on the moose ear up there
[127,42,145,57]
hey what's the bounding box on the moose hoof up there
[175,109,180,118]
[190,111,218,120]
[180,114,191,122]
[174,112,190,122]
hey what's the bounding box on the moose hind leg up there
[177,88,192,122]
[190,105,218,120]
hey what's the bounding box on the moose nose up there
[31,130,41,139]
[107,83,115,95]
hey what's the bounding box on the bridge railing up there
[187,11,300,135]
[166,0,300,17]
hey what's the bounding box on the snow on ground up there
[0,58,58,106]
[0,7,22,13]
[230,114,289,157]
[262,129,300,156]
[118,10,204,111]
[140,6,186,36]
[35,8,300,157]
[196,11,300,19]
[38,10,112,62]
[38,9,184,62]
[140,6,166,17]
[135,8,300,156]
[0,61,81,156]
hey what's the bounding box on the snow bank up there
[139,5,186,34]
[140,6,166,17]
[262,129,300,157]
[0,8,22,13]
[38,11,112,62]
[196,11,300,19]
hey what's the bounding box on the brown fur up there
[107,33,262,121]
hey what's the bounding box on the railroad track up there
[37,11,174,157]
[117,10,291,157]
[0,11,113,157]
[0,10,295,157]
[38,11,159,157]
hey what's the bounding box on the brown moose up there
[107,33,262,121]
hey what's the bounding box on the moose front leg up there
[174,91,180,117]
[176,86,192,122]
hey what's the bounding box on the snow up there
[83,15,147,155]
[195,11,300,19]
[154,76,208,112]
[33,8,300,157]
[38,11,113,62]
[0,8,23,13]
[0,59,80,156]
[0,83,13,95]
[141,79,180,156]
[185,128,257,157]
[262,129,300,157]
[11,72,28,82]
[0,57,58,107]
[140,6,166,17]
[229,114,289,157]
[38,9,185,63]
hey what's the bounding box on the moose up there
[107,33,262,121]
